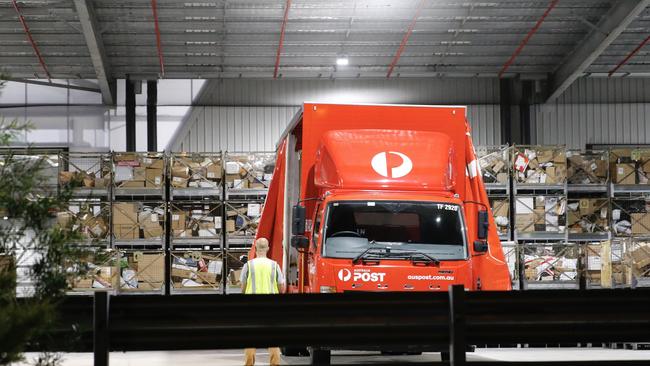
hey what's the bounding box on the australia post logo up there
[371,151,413,179]
[338,268,386,282]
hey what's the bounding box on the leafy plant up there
[0,76,88,365]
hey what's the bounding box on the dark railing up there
[41,287,650,366]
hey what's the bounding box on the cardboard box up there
[119,180,145,188]
[226,220,236,233]
[142,225,164,239]
[114,153,139,162]
[113,203,138,225]
[516,214,535,233]
[145,168,163,187]
[94,177,108,188]
[133,167,147,181]
[138,254,164,283]
[631,213,650,234]
[171,267,195,279]
[57,211,74,228]
[629,244,650,270]
[171,211,186,230]
[614,163,636,184]
[137,282,163,291]
[229,269,242,286]
[171,176,188,188]
[114,224,139,240]
[226,173,240,183]
[141,157,164,170]
[206,164,222,180]
[172,165,190,179]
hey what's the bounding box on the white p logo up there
[338,269,352,282]
[371,151,413,179]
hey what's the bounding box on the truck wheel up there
[309,347,331,365]
[281,347,308,357]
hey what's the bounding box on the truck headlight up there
[320,286,337,293]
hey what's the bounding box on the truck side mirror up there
[291,235,309,249]
[473,240,488,253]
[477,210,489,240]
[292,204,306,235]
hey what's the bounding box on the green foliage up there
[0,79,87,365]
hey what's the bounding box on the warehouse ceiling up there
[0,0,648,102]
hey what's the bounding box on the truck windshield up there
[322,201,466,260]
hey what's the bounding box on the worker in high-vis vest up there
[241,237,285,366]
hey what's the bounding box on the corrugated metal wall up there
[170,77,650,152]
[171,104,501,152]
[532,103,650,149]
[169,78,503,151]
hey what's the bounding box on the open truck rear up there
[249,103,511,362]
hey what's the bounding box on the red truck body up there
[251,103,511,293]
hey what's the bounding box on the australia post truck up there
[248,103,511,362]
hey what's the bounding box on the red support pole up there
[498,0,560,79]
[11,0,51,79]
[151,0,165,77]
[274,0,292,79]
[608,35,650,77]
[386,0,426,78]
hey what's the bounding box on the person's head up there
[255,237,270,257]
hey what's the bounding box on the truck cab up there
[251,103,511,294]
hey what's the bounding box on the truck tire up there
[309,347,331,365]
[281,347,308,357]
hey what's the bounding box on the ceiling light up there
[336,57,349,66]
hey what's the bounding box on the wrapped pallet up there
[224,152,275,189]
[513,146,567,185]
[566,150,608,185]
[566,199,609,234]
[171,251,223,291]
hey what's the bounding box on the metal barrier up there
[39,287,650,366]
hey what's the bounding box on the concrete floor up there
[14,348,650,365]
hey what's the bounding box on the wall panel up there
[532,103,650,149]
[171,105,500,152]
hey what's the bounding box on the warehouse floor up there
[15,348,650,365]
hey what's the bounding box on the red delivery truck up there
[248,103,511,361]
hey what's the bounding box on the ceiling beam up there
[72,0,116,105]
[273,0,292,79]
[386,0,426,78]
[545,0,650,103]
[608,35,650,77]
[11,0,51,79]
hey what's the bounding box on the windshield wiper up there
[351,246,440,266]
[380,248,441,265]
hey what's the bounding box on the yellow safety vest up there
[245,258,279,295]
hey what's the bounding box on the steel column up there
[126,79,136,152]
[147,80,158,152]
[448,285,466,366]
[93,292,109,366]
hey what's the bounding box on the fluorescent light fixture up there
[336,57,349,66]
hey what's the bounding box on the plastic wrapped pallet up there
[567,199,609,234]
[113,153,164,189]
[171,153,222,189]
[170,203,222,240]
[225,202,263,237]
[515,196,566,234]
[611,199,649,236]
[513,146,567,184]
[59,153,112,189]
[118,251,164,292]
[477,146,510,184]
[171,251,223,290]
[566,150,608,185]
[112,202,165,241]
[224,153,275,189]
[489,198,509,236]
